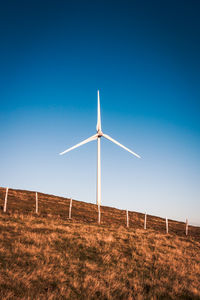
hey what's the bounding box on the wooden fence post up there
[144,213,147,230]
[35,192,38,214]
[166,217,168,234]
[126,209,129,228]
[98,205,101,224]
[69,198,72,219]
[186,218,188,236]
[3,187,8,213]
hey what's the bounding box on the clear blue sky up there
[0,0,200,225]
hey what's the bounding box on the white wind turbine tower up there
[59,90,141,207]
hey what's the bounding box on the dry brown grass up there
[0,187,200,299]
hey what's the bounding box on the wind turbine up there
[59,90,141,207]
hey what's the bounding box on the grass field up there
[0,187,200,299]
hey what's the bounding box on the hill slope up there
[0,187,200,299]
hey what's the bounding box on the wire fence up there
[0,187,199,239]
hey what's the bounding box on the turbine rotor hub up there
[97,130,103,137]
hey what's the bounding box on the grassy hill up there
[0,187,200,299]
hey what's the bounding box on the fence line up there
[0,188,193,236]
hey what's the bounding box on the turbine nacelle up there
[97,130,103,137]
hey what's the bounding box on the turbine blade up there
[96,90,101,131]
[103,133,141,158]
[59,134,98,155]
